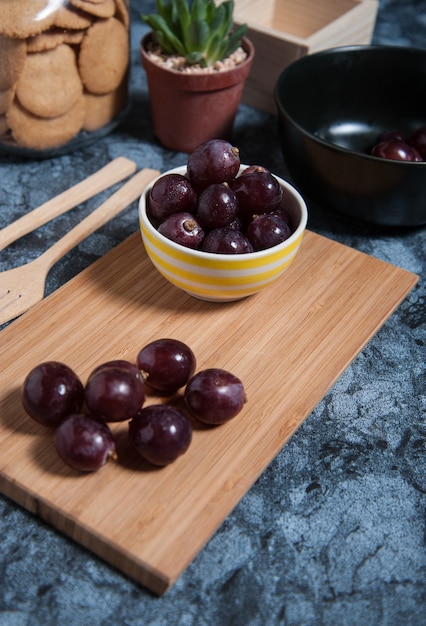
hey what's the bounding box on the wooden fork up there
[0,168,159,325]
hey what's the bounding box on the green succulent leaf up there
[175,0,191,45]
[205,34,227,65]
[209,3,226,37]
[143,14,187,55]
[191,0,208,21]
[155,0,173,24]
[187,18,210,51]
[142,0,247,67]
[225,23,248,56]
[185,50,205,65]
[219,1,234,38]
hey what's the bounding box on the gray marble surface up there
[0,1,425,624]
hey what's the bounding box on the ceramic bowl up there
[275,45,426,227]
[138,166,308,302]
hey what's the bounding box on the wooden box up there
[234,0,379,113]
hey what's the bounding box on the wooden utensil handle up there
[40,169,159,269]
[0,157,137,252]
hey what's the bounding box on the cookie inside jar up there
[0,0,130,156]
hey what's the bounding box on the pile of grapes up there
[370,125,426,162]
[21,338,246,472]
[147,139,295,253]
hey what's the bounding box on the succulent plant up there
[142,0,247,67]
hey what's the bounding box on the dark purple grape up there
[147,173,198,223]
[88,359,141,381]
[246,213,292,251]
[239,164,270,176]
[410,125,426,159]
[271,205,292,226]
[196,183,238,230]
[84,365,145,422]
[184,368,247,425]
[231,170,283,222]
[228,216,243,230]
[22,361,84,428]
[201,227,253,254]
[378,129,406,143]
[128,405,192,466]
[158,212,204,248]
[371,139,422,162]
[55,413,117,472]
[136,338,196,394]
[187,139,240,189]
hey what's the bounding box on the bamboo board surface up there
[0,230,418,594]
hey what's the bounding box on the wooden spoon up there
[0,168,159,325]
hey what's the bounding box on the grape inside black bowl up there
[275,45,426,227]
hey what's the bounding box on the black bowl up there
[275,45,426,227]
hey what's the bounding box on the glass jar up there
[0,0,130,157]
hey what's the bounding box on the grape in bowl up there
[138,165,307,302]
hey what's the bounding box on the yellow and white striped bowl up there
[138,166,308,302]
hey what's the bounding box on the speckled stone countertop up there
[0,1,425,624]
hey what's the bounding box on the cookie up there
[82,79,127,131]
[0,0,56,38]
[115,0,130,27]
[16,44,83,118]
[0,1,129,151]
[0,114,9,137]
[6,95,86,150]
[0,88,15,115]
[53,5,94,30]
[26,29,86,53]
[69,0,116,19]
[0,35,26,91]
[78,18,129,94]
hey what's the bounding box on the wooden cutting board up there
[0,229,418,594]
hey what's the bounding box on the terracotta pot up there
[140,33,254,153]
